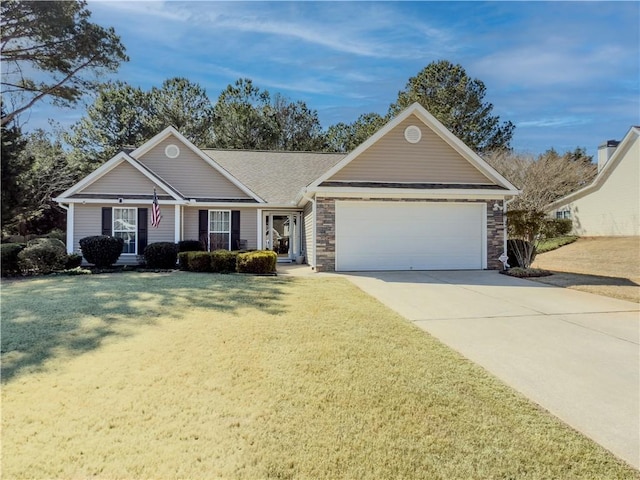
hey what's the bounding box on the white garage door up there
[335,201,485,271]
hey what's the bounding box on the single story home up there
[54,103,519,272]
[547,126,639,236]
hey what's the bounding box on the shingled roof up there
[203,149,345,204]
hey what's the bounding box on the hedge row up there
[1,239,82,276]
[178,250,277,274]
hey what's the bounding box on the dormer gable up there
[132,127,263,202]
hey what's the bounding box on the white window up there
[556,210,571,220]
[209,210,231,250]
[113,207,137,254]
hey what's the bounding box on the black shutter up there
[138,208,148,254]
[231,210,241,250]
[199,210,208,251]
[102,207,112,235]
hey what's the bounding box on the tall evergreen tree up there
[390,60,514,153]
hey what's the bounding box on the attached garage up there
[335,201,486,271]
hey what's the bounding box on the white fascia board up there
[131,126,265,203]
[183,202,260,208]
[53,198,186,205]
[125,155,184,200]
[55,153,128,199]
[410,107,519,192]
[313,188,518,199]
[308,106,418,188]
[55,151,184,202]
[546,126,639,211]
[307,102,519,193]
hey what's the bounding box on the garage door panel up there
[335,202,484,271]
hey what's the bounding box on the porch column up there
[174,204,181,243]
[66,203,74,254]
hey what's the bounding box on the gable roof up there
[203,149,345,204]
[54,151,185,202]
[131,126,265,203]
[307,103,519,193]
[547,126,640,210]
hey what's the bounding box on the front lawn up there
[1,273,636,479]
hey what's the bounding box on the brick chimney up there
[597,139,619,172]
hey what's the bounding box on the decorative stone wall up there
[314,196,505,272]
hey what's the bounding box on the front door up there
[263,212,300,262]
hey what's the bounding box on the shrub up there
[178,240,205,252]
[79,235,124,268]
[178,251,190,270]
[18,238,67,274]
[1,243,25,276]
[237,250,277,274]
[507,239,537,269]
[542,218,573,238]
[46,229,67,243]
[65,253,83,269]
[144,242,178,269]
[187,251,213,272]
[211,250,238,273]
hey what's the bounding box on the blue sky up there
[26,1,639,157]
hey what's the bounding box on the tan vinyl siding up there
[137,136,251,198]
[329,115,493,184]
[303,201,314,266]
[73,203,175,264]
[183,207,258,249]
[80,162,169,195]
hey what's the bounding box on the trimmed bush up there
[237,250,277,274]
[187,251,213,272]
[178,240,205,252]
[507,239,537,269]
[178,251,190,270]
[144,242,178,269]
[65,253,83,269]
[543,218,573,238]
[211,250,238,273]
[17,238,67,274]
[46,229,67,243]
[79,235,124,268]
[1,243,25,276]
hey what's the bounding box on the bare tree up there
[485,148,596,212]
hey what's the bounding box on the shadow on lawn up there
[1,272,290,383]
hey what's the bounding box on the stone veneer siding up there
[315,197,505,272]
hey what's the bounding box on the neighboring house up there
[54,103,519,272]
[547,126,640,236]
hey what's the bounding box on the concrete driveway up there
[340,270,640,469]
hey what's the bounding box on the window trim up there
[113,206,138,255]
[208,209,231,251]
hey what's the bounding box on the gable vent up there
[404,125,422,144]
[165,144,180,158]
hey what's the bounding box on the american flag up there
[151,188,162,228]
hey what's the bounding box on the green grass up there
[1,273,636,479]
[537,235,579,253]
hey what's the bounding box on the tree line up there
[1,0,595,239]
